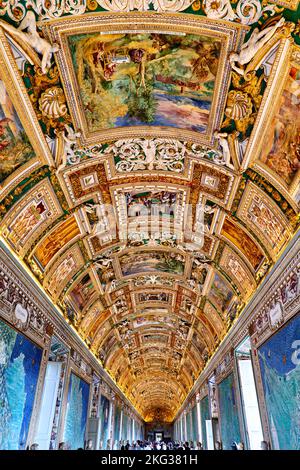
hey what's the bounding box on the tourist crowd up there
[27,439,270,450]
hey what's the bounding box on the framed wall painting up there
[0,318,43,450]
[63,371,90,450]
[0,28,53,199]
[44,11,246,146]
[243,38,300,203]
[257,313,300,450]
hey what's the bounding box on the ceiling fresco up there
[0,0,299,422]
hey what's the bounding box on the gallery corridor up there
[0,0,299,453]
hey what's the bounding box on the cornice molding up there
[0,239,143,422]
[174,228,300,420]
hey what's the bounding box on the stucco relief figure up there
[229,17,285,76]
[56,125,81,172]
[214,131,235,169]
[0,11,59,74]
[85,203,109,235]
[142,140,156,170]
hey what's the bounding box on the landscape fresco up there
[126,190,177,218]
[119,251,185,276]
[68,32,221,132]
[259,67,300,186]
[218,373,241,450]
[0,78,35,184]
[0,319,42,450]
[208,272,234,315]
[63,372,90,450]
[258,314,300,450]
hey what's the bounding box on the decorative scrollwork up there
[203,0,281,25]
[0,0,87,20]
[134,275,175,286]
[104,138,186,173]
[0,0,194,20]
[96,0,194,12]
[0,0,286,25]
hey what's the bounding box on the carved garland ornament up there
[75,138,232,171]
[203,0,282,25]
[0,0,283,23]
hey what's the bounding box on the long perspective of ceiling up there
[0,0,299,423]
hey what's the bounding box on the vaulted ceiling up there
[0,1,299,422]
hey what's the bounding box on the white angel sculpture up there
[214,131,235,169]
[56,125,81,172]
[142,139,157,170]
[0,11,59,74]
[229,17,285,76]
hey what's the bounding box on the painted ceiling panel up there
[0,0,299,422]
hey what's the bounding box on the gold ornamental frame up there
[242,39,300,203]
[43,11,247,147]
[0,28,54,199]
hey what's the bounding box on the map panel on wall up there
[0,319,43,450]
[258,313,300,450]
[63,372,90,450]
[191,404,198,442]
[218,372,241,450]
[99,394,110,449]
[200,395,210,450]
[122,413,128,441]
[114,405,121,443]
